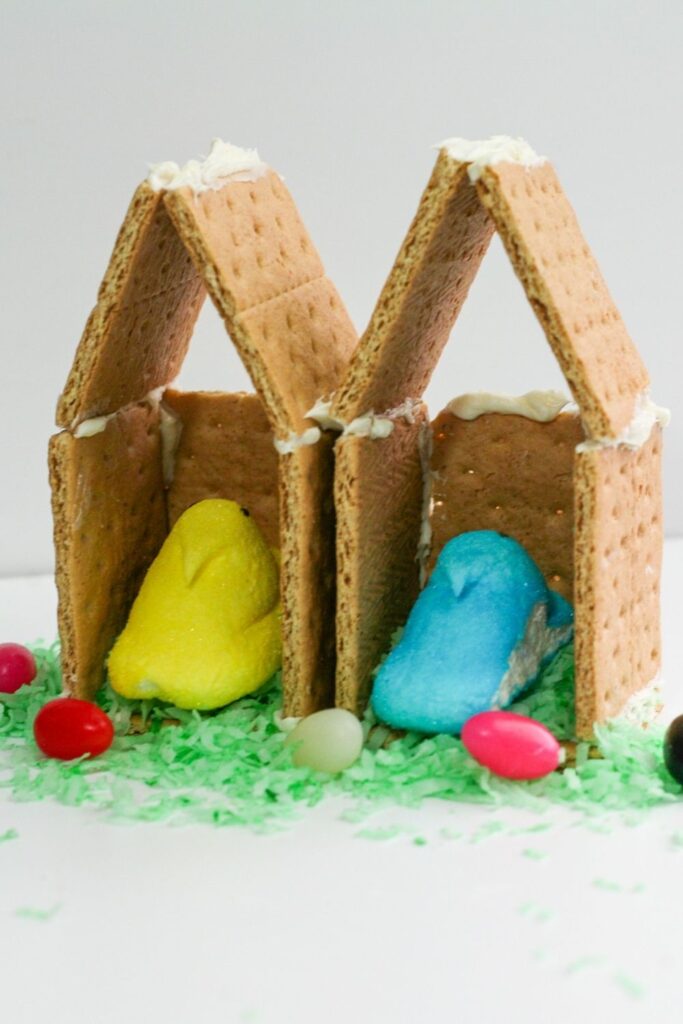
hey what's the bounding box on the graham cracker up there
[57,184,206,428]
[49,402,167,698]
[278,434,337,716]
[334,410,428,714]
[331,151,494,422]
[475,163,649,440]
[163,172,357,435]
[163,171,358,712]
[164,389,279,548]
[574,428,663,739]
[430,408,584,601]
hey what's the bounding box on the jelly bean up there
[33,699,114,760]
[0,643,37,694]
[663,715,683,785]
[461,711,561,780]
[285,708,363,773]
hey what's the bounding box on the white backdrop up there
[1,0,681,576]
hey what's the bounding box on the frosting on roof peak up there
[148,138,268,193]
[437,135,546,181]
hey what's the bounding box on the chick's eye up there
[240,507,250,517]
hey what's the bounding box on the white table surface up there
[1,541,682,1024]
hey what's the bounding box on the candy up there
[33,699,114,760]
[108,499,281,710]
[285,708,363,773]
[0,643,37,694]
[461,711,561,780]
[663,716,683,785]
[371,531,574,734]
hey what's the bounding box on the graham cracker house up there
[49,141,357,718]
[326,137,666,740]
[50,137,666,742]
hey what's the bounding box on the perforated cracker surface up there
[57,184,206,427]
[476,163,649,439]
[334,413,427,714]
[164,172,357,435]
[332,152,494,421]
[49,403,167,697]
[235,277,357,432]
[574,429,663,738]
[164,390,279,547]
[430,409,584,600]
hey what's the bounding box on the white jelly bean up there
[285,708,364,773]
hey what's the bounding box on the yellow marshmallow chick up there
[108,499,281,709]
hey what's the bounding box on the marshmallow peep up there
[108,499,281,709]
[371,531,573,734]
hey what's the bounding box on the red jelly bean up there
[461,711,561,780]
[0,643,37,694]
[33,699,114,760]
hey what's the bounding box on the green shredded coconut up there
[613,972,645,1001]
[513,822,553,835]
[0,641,678,833]
[564,954,605,975]
[592,878,623,892]
[0,828,18,843]
[15,904,61,921]
[592,878,645,895]
[517,902,553,924]
[470,820,506,842]
[439,826,463,841]
[521,847,548,861]
[355,825,405,841]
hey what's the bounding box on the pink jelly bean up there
[0,643,37,694]
[461,711,561,780]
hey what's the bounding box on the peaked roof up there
[57,167,357,436]
[331,144,649,441]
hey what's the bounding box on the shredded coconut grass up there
[0,643,678,831]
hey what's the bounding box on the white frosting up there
[145,385,166,405]
[382,397,421,426]
[305,397,345,432]
[416,422,434,587]
[577,392,670,452]
[148,139,268,194]
[273,427,321,455]
[72,385,173,441]
[274,710,302,734]
[159,402,183,485]
[448,389,571,423]
[437,135,546,182]
[495,603,573,709]
[73,413,116,438]
[306,396,422,440]
[343,413,395,440]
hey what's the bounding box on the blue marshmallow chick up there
[371,531,574,735]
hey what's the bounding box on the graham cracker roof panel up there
[476,162,649,440]
[57,184,206,428]
[233,278,358,433]
[164,172,357,434]
[331,151,495,422]
[163,172,324,314]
